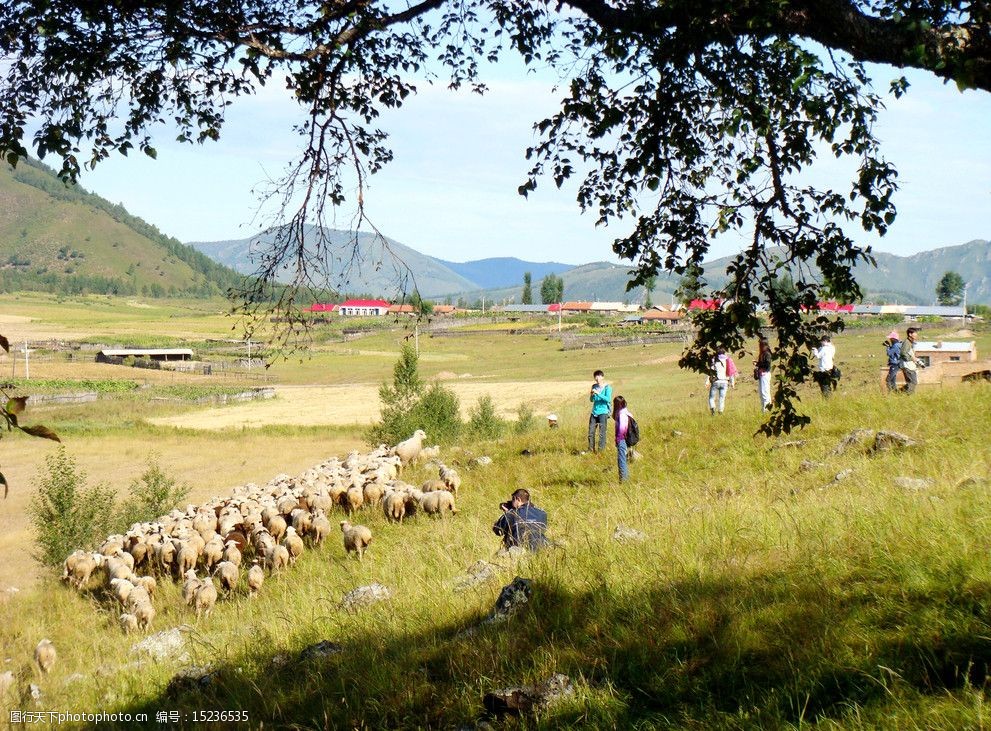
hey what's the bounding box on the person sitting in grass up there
[492,488,549,551]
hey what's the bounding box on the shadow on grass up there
[112,567,991,729]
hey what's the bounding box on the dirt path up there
[149,381,589,430]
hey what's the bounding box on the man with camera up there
[492,488,549,551]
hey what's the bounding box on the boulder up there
[453,561,501,593]
[799,460,824,472]
[832,429,874,456]
[166,665,216,697]
[340,583,391,612]
[483,673,575,717]
[299,640,344,661]
[131,627,190,662]
[894,476,933,490]
[485,577,532,624]
[871,431,917,453]
[612,525,647,543]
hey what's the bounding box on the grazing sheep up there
[362,482,384,506]
[214,561,239,593]
[267,515,287,543]
[182,569,202,606]
[266,544,290,572]
[282,527,304,565]
[105,556,133,582]
[134,575,157,598]
[119,613,139,634]
[133,601,156,630]
[64,552,103,589]
[438,465,461,494]
[113,548,135,572]
[343,486,364,514]
[392,429,427,466]
[309,512,331,545]
[247,562,264,597]
[340,521,372,561]
[157,540,176,575]
[34,639,56,674]
[126,586,151,612]
[420,445,441,461]
[383,491,407,523]
[109,577,135,607]
[222,540,242,567]
[419,490,458,517]
[290,508,312,537]
[420,479,447,493]
[175,544,198,576]
[201,537,224,570]
[194,579,219,618]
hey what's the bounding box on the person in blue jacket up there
[884,330,902,392]
[492,489,549,551]
[588,369,612,453]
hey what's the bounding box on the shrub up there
[515,402,536,433]
[413,383,462,443]
[467,395,505,440]
[29,448,117,567]
[120,455,190,524]
[370,346,461,444]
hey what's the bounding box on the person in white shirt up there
[811,336,838,397]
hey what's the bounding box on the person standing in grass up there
[884,330,902,392]
[899,327,925,394]
[811,335,838,397]
[588,369,612,453]
[706,349,736,414]
[755,335,773,411]
[613,395,632,482]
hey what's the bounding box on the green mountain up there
[461,242,991,306]
[0,158,245,297]
[189,228,479,298]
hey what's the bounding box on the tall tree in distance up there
[521,272,533,305]
[4,0,990,431]
[643,275,657,309]
[936,271,965,306]
[540,274,564,305]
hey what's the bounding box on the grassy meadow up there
[1,292,991,728]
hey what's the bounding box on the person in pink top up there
[613,395,632,482]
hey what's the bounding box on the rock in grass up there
[494,545,527,562]
[131,627,189,662]
[956,476,988,489]
[612,525,647,543]
[832,429,874,455]
[821,469,854,489]
[340,583,391,612]
[894,476,934,491]
[485,577,532,624]
[470,456,493,467]
[770,440,807,451]
[454,561,501,592]
[166,665,216,697]
[871,431,917,453]
[482,673,575,717]
[799,460,825,472]
[299,640,343,661]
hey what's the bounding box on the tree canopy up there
[1,0,988,432]
[936,271,966,305]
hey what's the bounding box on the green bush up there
[370,346,462,444]
[29,448,118,568]
[413,383,462,443]
[515,402,536,433]
[467,395,505,440]
[120,455,190,524]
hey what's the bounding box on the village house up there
[338,299,390,316]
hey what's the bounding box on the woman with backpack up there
[613,395,633,482]
[707,348,737,414]
[755,336,772,411]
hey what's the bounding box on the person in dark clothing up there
[492,488,549,551]
[884,330,902,392]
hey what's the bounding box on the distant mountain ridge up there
[434,257,571,290]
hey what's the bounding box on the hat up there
[887,330,899,340]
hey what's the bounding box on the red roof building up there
[339,299,390,316]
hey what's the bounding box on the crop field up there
[1,292,990,728]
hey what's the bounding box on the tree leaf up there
[19,424,61,442]
[0,334,8,353]
[6,397,27,415]
[0,470,6,499]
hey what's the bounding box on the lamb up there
[126,586,151,612]
[438,464,461,494]
[266,544,290,572]
[247,562,264,596]
[214,561,239,593]
[343,486,364,514]
[382,491,407,523]
[267,515,287,543]
[282,527,304,565]
[182,569,202,606]
[221,540,242,568]
[34,639,56,674]
[201,536,224,569]
[420,479,447,493]
[290,508,312,537]
[133,601,156,630]
[362,482,384,506]
[175,543,198,576]
[309,511,331,545]
[109,577,135,607]
[392,429,427,466]
[64,552,103,589]
[134,575,157,598]
[419,490,458,517]
[119,613,139,634]
[194,579,219,618]
[340,521,372,561]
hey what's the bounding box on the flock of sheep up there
[56,429,460,642]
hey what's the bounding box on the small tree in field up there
[522,272,533,305]
[121,455,190,524]
[29,448,116,568]
[936,271,965,306]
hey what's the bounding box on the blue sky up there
[72,62,990,266]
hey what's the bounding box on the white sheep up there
[247,562,264,596]
[266,544,290,572]
[135,575,157,598]
[392,429,427,466]
[34,639,56,674]
[420,445,441,461]
[362,482,384,506]
[134,601,156,630]
[419,490,458,517]
[214,561,239,593]
[309,512,331,545]
[119,613,139,634]
[382,491,407,523]
[340,521,372,561]
[438,464,461,494]
[182,569,202,606]
[222,540,242,567]
[109,577,135,607]
[282,527,304,565]
[194,579,218,618]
